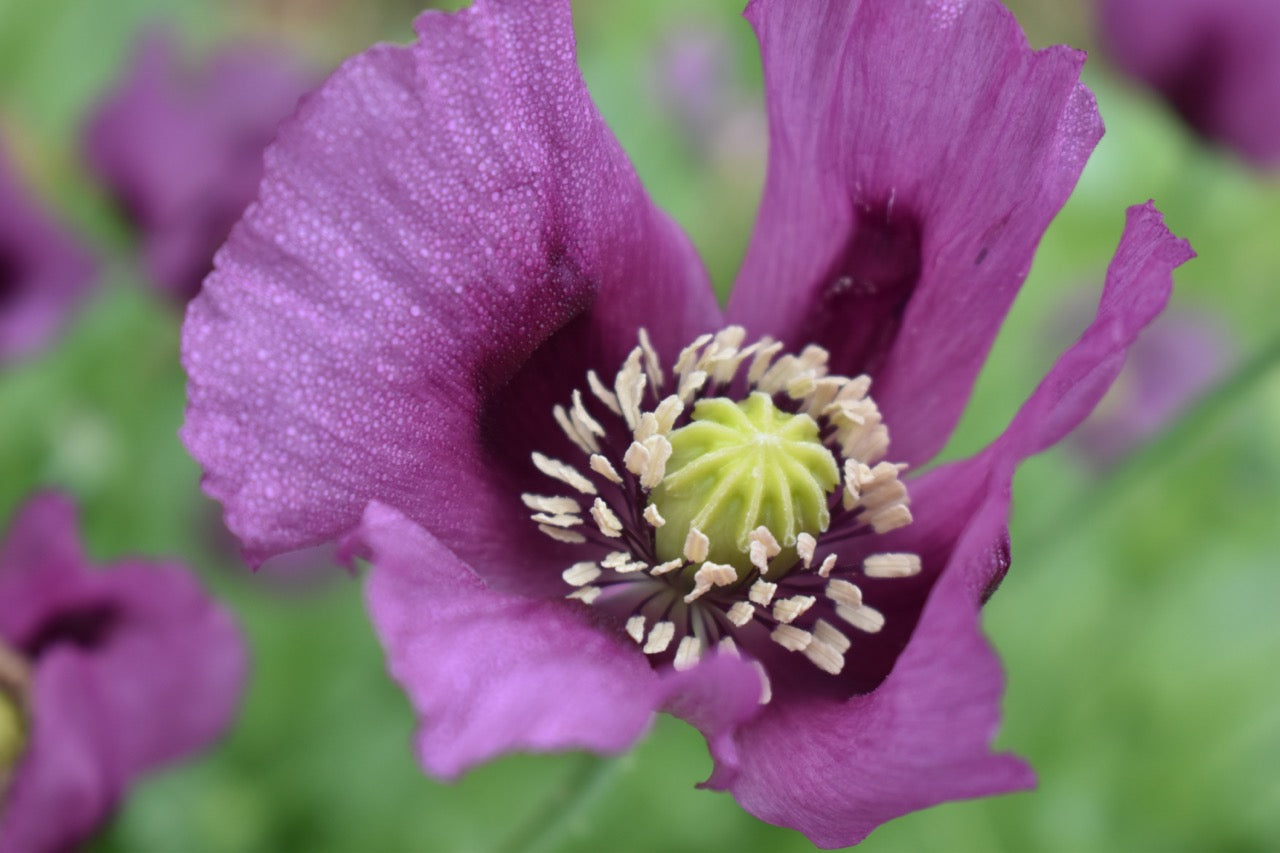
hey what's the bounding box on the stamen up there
[726,601,755,626]
[812,619,852,654]
[643,621,675,654]
[590,498,624,538]
[818,554,838,578]
[825,578,863,608]
[673,636,703,671]
[567,586,601,604]
[532,452,597,495]
[863,553,922,578]
[803,636,846,675]
[637,328,664,391]
[625,615,646,643]
[562,562,600,586]
[522,494,582,515]
[683,527,710,563]
[717,635,740,657]
[571,391,606,442]
[615,348,646,430]
[746,339,783,384]
[837,603,885,634]
[539,524,586,544]
[653,396,684,434]
[586,369,622,415]
[601,551,631,569]
[772,595,816,624]
[748,579,777,606]
[589,454,623,484]
[643,505,666,527]
[529,512,581,528]
[771,624,813,652]
[748,527,781,574]
[796,532,817,569]
[674,333,712,378]
[677,369,708,403]
[554,404,598,455]
[651,559,682,576]
[685,561,737,603]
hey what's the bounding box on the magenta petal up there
[85,31,315,300]
[0,655,113,853]
[717,204,1192,846]
[722,490,1034,849]
[1099,0,1280,166]
[182,0,717,572]
[729,0,1101,466]
[0,147,96,362]
[360,502,668,779]
[0,495,246,853]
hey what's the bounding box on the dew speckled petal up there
[728,0,1102,467]
[182,0,718,577]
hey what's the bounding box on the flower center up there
[650,393,838,580]
[525,327,922,698]
[0,640,30,796]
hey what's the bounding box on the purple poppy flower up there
[180,0,1192,845]
[0,494,246,853]
[1098,0,1280,166]
[0,146,96,363]
[85,31,316,301]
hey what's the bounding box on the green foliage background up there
[1,0,1277,850]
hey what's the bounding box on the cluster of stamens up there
[524,327,920,702]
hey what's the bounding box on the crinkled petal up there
[85,31,315,299]
[1099,0,1280,166]
[0,147,96,362]
[361,501,667,778]
[715,204,1192,845]
[729,0,1101,466]
[182,0,718,584]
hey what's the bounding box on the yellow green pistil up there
[0,687,24,778]
[650,392,839,579]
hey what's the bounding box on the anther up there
[726,601,755,627]
[522,494,582,515]
[748,579,777,606]
[589,454,623,484]
[772,595,816,624]
[825,578,863,608]
[590,498,624,538]
[771,624,813,652]
[673,636,703,671]
[567,586,601,604]
[586,369,621,415]
[562,562,600,586]
[683,527,710,563]
[625,615,646,643]
[863,553,922,578]
[643,505,666,527]
[838,604,885,634]
[685,561,737,603]
[532,452,597,495]
[643,621,675,654]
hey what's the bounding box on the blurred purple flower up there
[180,0,1192,845]
[85,31,316,301]
[653,26,764,165]
[1098,0,1280,166]
[1072,306,1234,465]
[0,146,96,363]
[0,495,245,853]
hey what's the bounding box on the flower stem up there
[499,752,629,853]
